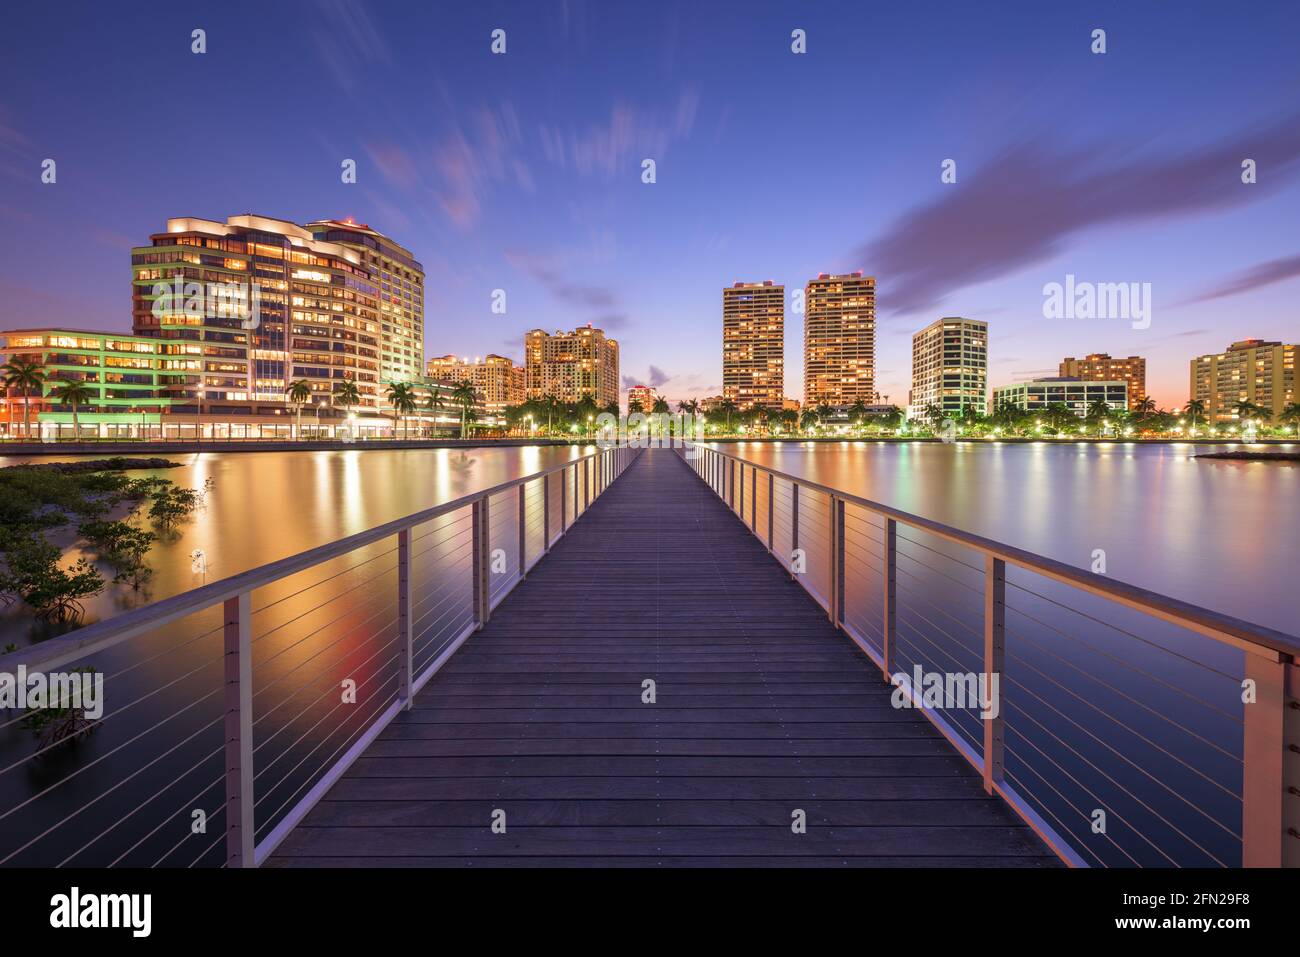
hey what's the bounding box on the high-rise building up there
[425,353,524,414]
[307,219,425,383]
[626,384,656,413]
[909,317,988,419]
[804,272,876,407]
[1060,353,1146,406]
[722,281,784,410]
[1190,339,1297,423]
[992,378,1128,418]
[132,215,383,410]
[524,326,619,407]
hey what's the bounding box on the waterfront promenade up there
[269,449,1056,866]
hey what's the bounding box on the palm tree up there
[334,378,361,438]
[543,393,559,433]
[1086,398,1111,429]
[717,397,739,433]
[1183,399,1206,430]
[1231,399,1270,428]
[799,409,819,432]
[1134,396,1157,419]
[2,356,46,439]
[335,378,360,411]
[923,403,945,431]
[1279,401,1300,432]
[50,380,95,440]
[386,382,416,438]
[284,379,312,439]
[848,399,869,431]
[575,393,599,436]
[651,395,670,415]
[424,388,445,437]
[452,381,477,439]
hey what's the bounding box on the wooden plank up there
[268,855,1058,869]
[271,449,1054,868]
[294,798,1021,827]
[272,824,1048,858]
[377,721,942,740]
[361,738,957,757]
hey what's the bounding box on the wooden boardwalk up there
[271,448,1057,867]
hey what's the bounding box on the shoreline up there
[0,437,577,457]
[0,436,1295,458]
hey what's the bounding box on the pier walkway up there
[270,449,1057,866]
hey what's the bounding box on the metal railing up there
[683,444,1300,868]
[0,444,639,867]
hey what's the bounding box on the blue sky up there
[1,0,1298,407]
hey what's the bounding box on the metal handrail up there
[684,444,1299,869]
[694,444,1300,661]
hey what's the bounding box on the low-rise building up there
[992,377,1128,418]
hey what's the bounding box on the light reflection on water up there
[0,444,592,643]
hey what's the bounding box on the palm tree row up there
[503,393,619,437]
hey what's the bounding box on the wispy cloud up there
[506,251,617,309]
[363,103,528,229]
[539,90,698,178]
[0,109,33,182]
[309,0,390,95]
[1182,253,1300,304]
[504,249,633,334]
[856,113,1300,316]
[622,365,672,389]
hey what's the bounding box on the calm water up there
[1,441,1296,867]
[0,444,594,643]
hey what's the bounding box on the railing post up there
[585,456,592,508]
[397,529,413,710]
[882,519,896,681]
[518,483,527,578]
[573,460,580,519]
[750,467,757,529]
[767,472,774,550]
[223,591,254,868]
[472,497,490,627]
[560,465,568,531]
[1241,652,1294,866]
[790,482,800,578]
[1287,661,1300,867]
[833,497,846,627]
[542,472,551,552]
[983,555,1006,795]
